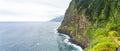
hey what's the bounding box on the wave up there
[62,34,83,51]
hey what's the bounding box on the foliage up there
[91,42,118,51]
[94,28,108,37]
[109,31,120,37]
[106,23,119,31]
[84,28,95,40]
[58,0,120,51]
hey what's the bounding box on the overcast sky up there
[0,0,71,22]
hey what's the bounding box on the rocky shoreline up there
[57,29,85,49]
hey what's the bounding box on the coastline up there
[54,26,83,51]
[59,34,83,51]
[57,29,85,49]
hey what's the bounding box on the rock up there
[117,46,120,51]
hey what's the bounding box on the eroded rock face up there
[58,0,120,50]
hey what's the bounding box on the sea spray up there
[54,22,83,51]
[57,34,83,51]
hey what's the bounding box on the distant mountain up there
[50,16,64,22]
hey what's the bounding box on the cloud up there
[1,0,70,8]
[0,0,71,21]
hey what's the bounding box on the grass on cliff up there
[90,42,118,51]
[84,23,120,51]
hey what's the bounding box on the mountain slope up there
[58,0,120,51]
[50,16,64,22]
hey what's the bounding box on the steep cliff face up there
[58,0,120,51]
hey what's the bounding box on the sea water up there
[0,22,83,51]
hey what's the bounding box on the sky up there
[0,0,71,22]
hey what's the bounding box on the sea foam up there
[62,34,83,51]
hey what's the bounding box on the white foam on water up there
[54,23,83,51]
[62,34,83,51]
[36,43,40,45]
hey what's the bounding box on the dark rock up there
[117,46,120,51]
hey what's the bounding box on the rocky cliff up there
[58,0,120,51]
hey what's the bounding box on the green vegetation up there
[91,42,118,51]
[84,23,120,51]
[58,0,120,51]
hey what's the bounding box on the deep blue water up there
[0,22,83,51]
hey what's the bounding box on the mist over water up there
[0,22,82,51]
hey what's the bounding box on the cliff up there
[58,0,120,51]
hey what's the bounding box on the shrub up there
[94,28,108,37]
[106,23,118,31]
[84,28,96,40]
[91,42,118,51]
[109,31,120,37]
